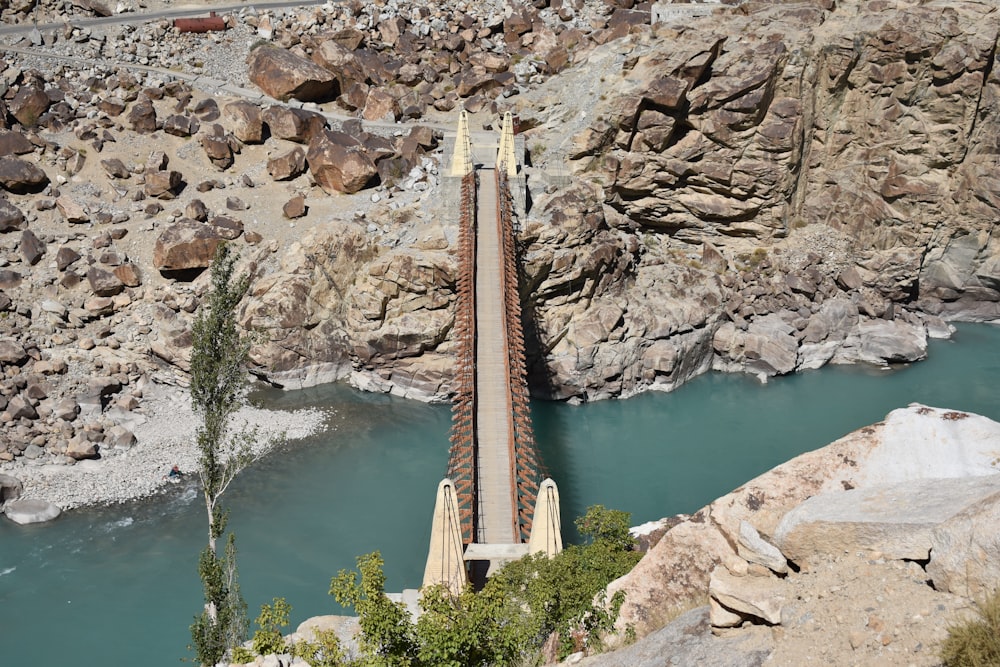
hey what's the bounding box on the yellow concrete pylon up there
[527,478,562,557]
[449,109,473,177]
[422,478,468,595]
[497,111,517,178]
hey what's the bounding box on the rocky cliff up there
[504,0,1000,400]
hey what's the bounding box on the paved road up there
[0,0,328,36]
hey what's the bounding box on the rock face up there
[243,216,456,395]
[606,404,1000,638]
[500,0,1000,399]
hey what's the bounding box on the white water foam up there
[0,566,15,577]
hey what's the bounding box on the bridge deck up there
[473,168,518,545]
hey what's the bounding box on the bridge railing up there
[496,168,546,543]
[446,170,479,544]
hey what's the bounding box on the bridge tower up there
[424,110,561,593]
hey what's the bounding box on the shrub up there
[251,597,292,656]
[940,588,1000,667]
[334,506,642,666]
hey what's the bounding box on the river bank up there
[1,379,326,511]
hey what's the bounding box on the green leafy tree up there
[189,243,265,665]
[330,551,418,666]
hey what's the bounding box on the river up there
[2,323,998,665]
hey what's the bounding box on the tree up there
[189,243,261,665]
[330,551,418,666]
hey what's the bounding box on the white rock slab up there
[774,474,1000,563]
[853,405,1000,486]
[4,499,62,524]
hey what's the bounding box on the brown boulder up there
[261,106,326,143]
[0,157,48,193]
[312,40,367,90]
[100,158,130,179]
[210,216,244,240]
[362,88,399,122]
[87,266,124,297]
[97,96,126,117]
[65,436,98,460]
[223,101,264,143]
[56,246,81,270]
[144,170,183,199]
[9,85,50,127]
[247,45,339,102]
[0,129,34,156]
[306,130,376,194]
[200,126,235,170]
[0,338,27,364]
[113,262,142,287]
[6,394,37,420]
[19,229,44,265]
[56,196,89,223]
[127,98,158,133]
[283,195,306,219]
[163,114,199,137]
[186,199,209,221]
[267,146,306,181]
[0,198,25,232]
[153,219,226,270]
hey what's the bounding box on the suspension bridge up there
[422,111,563,593]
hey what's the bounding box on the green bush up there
[332,506,642,666]
[292,628,348,667]
[251,597,292,656]
[940,588,1000,667]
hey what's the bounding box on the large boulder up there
[774,474,1000,564]
[0,338,27,364]
[0,198,25,232]
[4,499,61,524]
[19,229,45,265]
[0,157,48,193]
[153,219,226,271]
[9,84,50,127]
[261,106,326,143]
[267,146,306,181]
[144,170,183,199]
[0,129,34,156]
[223,100,265,143]
[87,266,125,297]
[200,125,235,170]
[926,484,1000,598]
[306,130,377,194]
[247,45,339,102]
[127,98,158,133]
[56,195,89,223]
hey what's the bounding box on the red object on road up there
[174,12,227,33]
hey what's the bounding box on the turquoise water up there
[2,323,999,665]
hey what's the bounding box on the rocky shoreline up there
[0,378,325,517]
